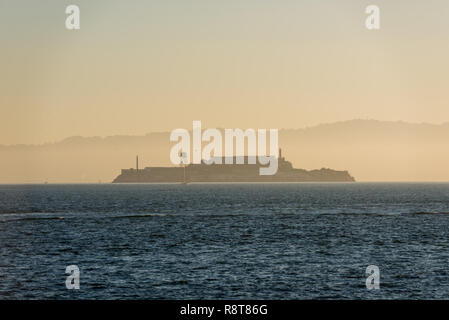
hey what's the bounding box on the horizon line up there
[3,118,449,147]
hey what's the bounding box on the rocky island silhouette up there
[113,149,355,183]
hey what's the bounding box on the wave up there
[0,216,64,223]
[1,210,449,222]
[412,211,449,215]
[112,213,167,219]
[0,209,61,215]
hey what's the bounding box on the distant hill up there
[2,119,449,182]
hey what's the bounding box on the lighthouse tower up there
[279,148,284,161]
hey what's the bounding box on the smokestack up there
[136,155,139,171]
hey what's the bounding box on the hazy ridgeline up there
[2,119,449,183]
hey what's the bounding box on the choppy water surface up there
[1,183,449,299]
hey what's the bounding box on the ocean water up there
[0,183,449,299]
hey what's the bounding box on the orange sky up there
[2,0,449,145]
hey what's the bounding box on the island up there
[112,149,355,183]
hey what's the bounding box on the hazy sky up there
[2,0,449,144]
